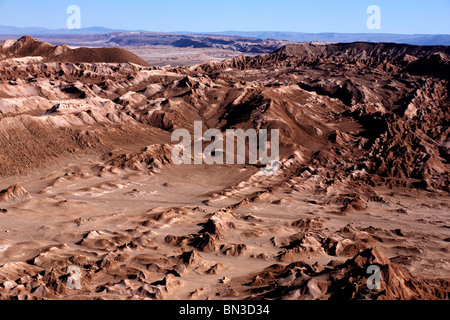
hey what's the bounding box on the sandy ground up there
[0,150,448,299]
[126,46,249,67]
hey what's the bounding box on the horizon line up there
[1,25,450,37]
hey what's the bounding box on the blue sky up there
[1,0,449,34]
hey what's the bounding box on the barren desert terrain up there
[0,36,448,300]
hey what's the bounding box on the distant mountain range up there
[0,26,145,35]
[0,25,449,46]
[210,31,450,46]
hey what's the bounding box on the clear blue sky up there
[1,0,449,34]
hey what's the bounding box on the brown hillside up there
[50,47,150,66]
[0,35,150,66]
